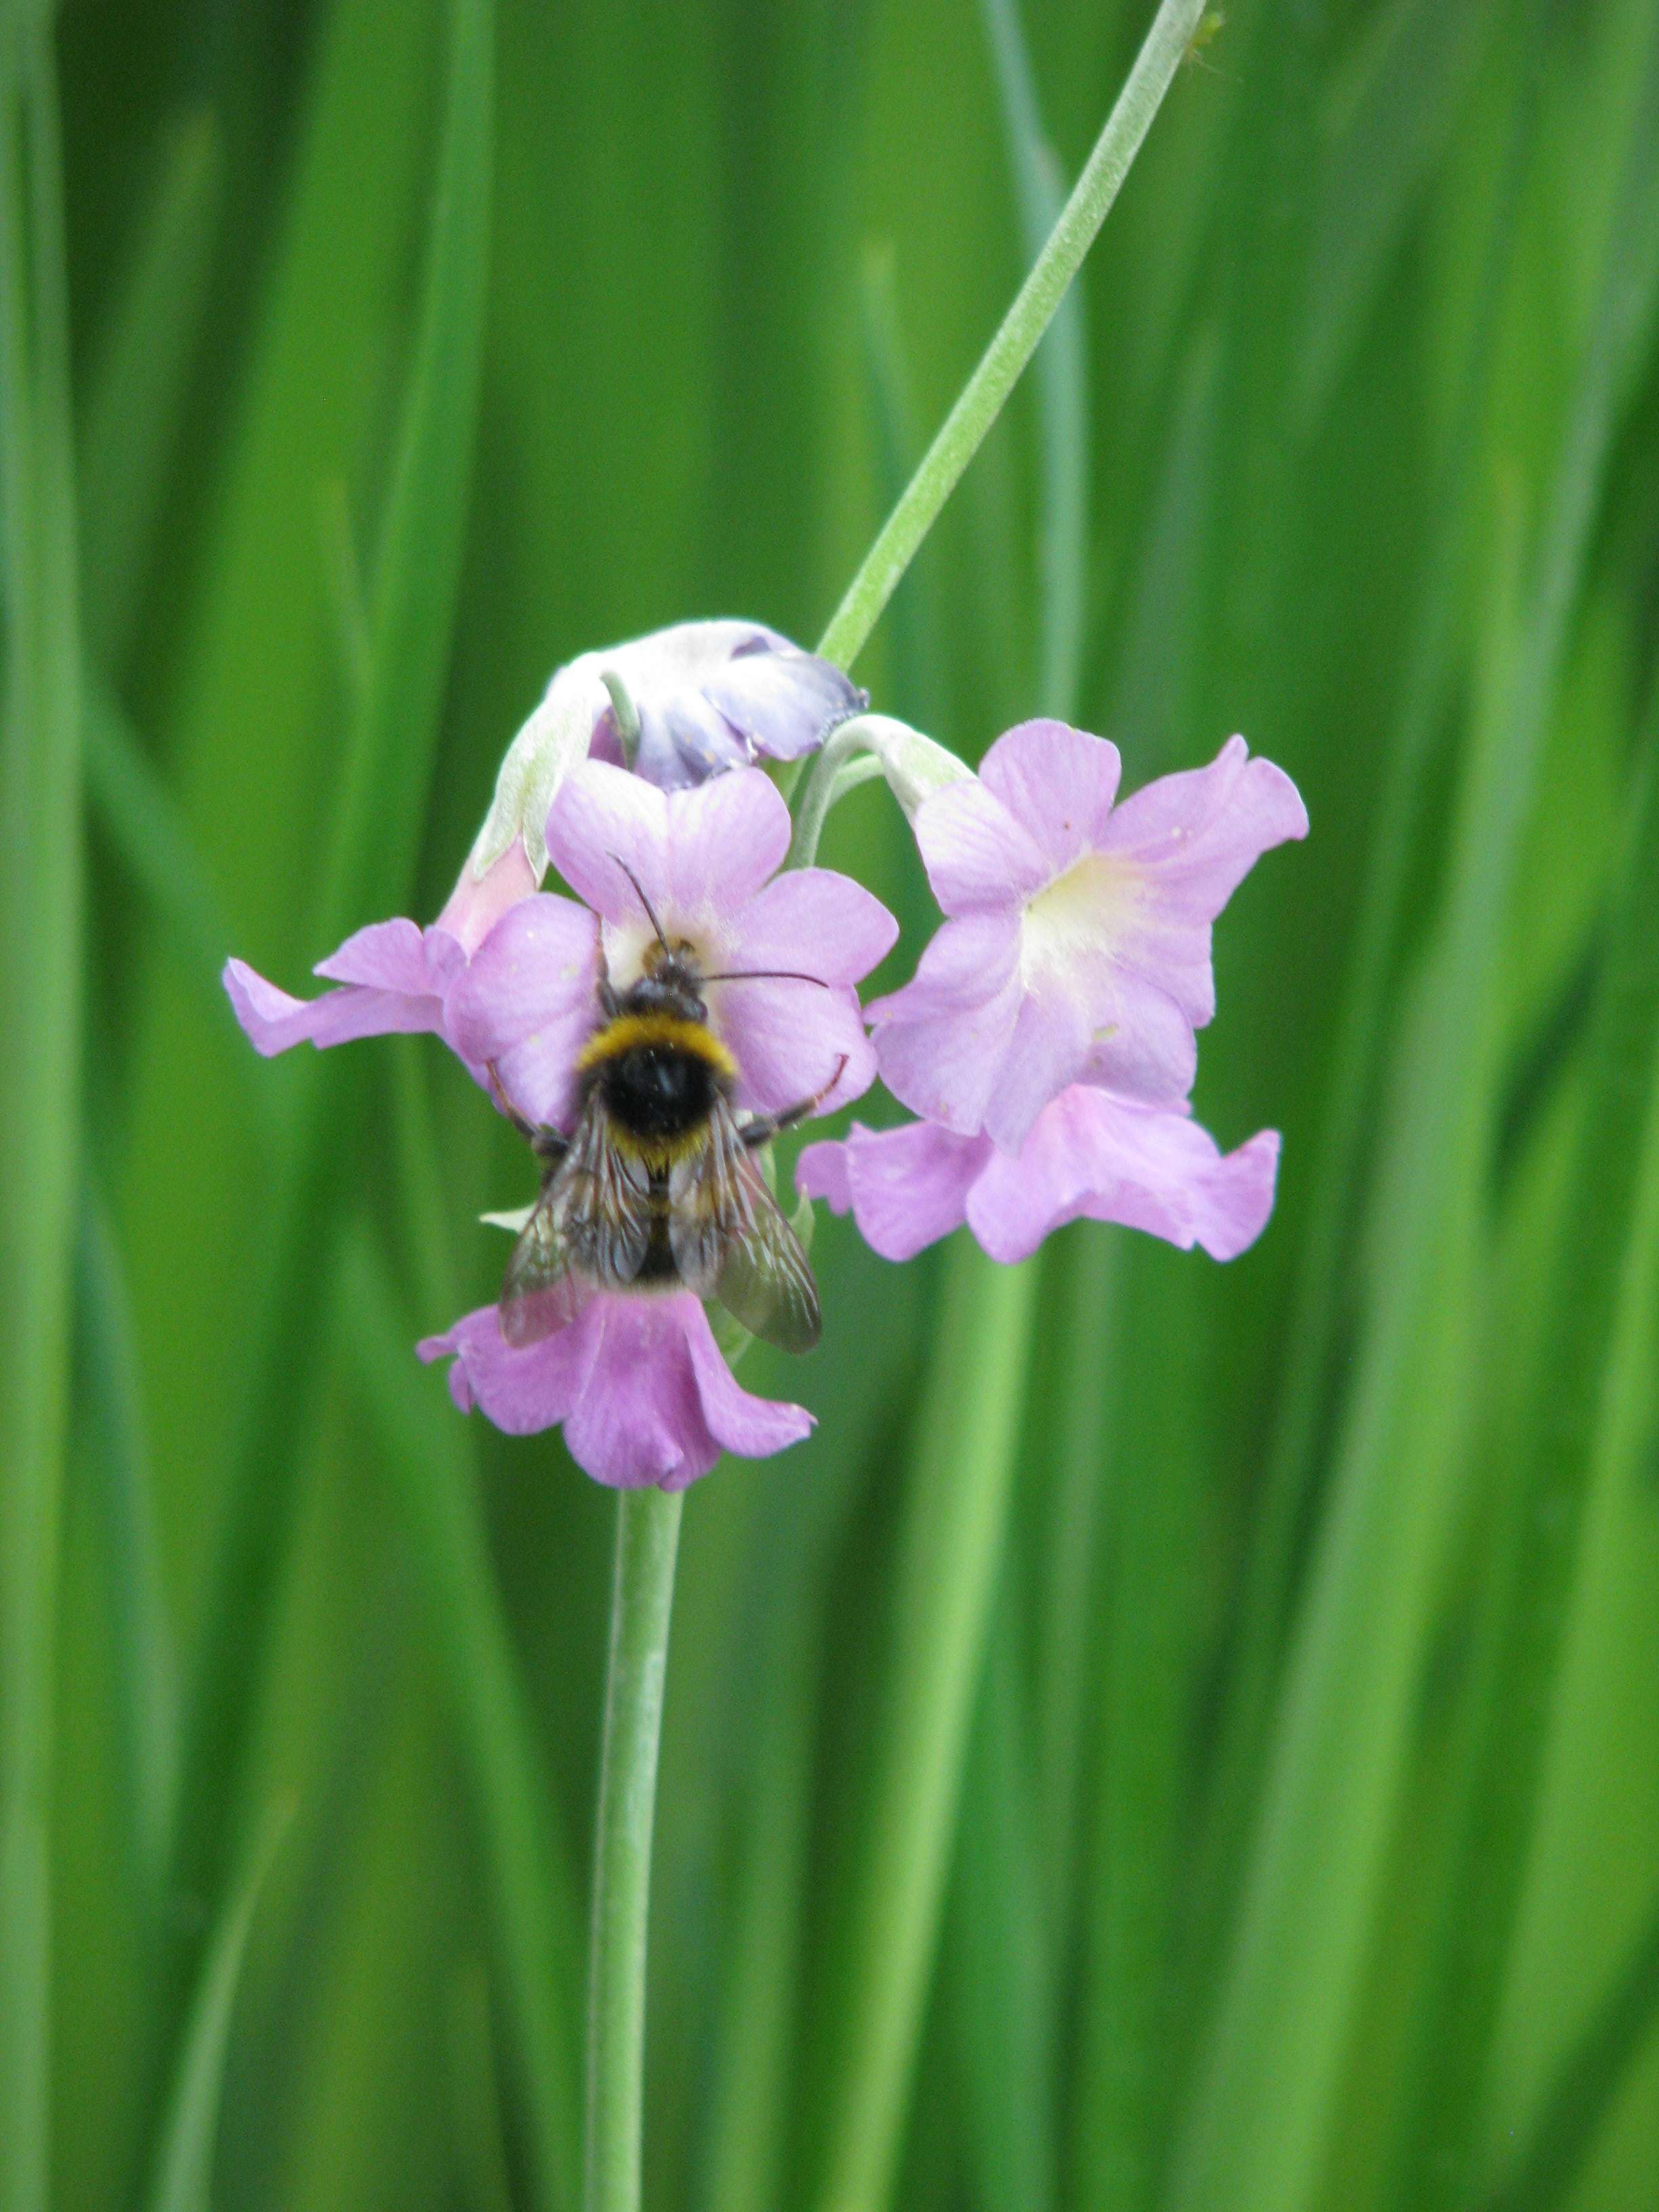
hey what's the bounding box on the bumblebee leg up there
[485,1059,567,1164]
[741,1054,849,1148]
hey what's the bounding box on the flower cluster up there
[227,623,1305,1488]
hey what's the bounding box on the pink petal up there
[446,894,599,1116]
[1071,964,1198,1106]
[680,1300,815,1462]
[545,762,672,922]
[417,1301,598,1432]
[715,979,877,1119]
[726,867,898,986]
[979,988,1094,1152]
[966,1089,1281,1263]
[663,768,792,918]
[434,841,539,956]
[419,1290,813,1486]
[867,912,1023,1135]
[913,777,1050,916]
[314,917,452,993]
[564,1296,718,1488]
[978,720,1122,870]
[223,954,445,1056]
[1095,735,1308,1025]
[798,1120,992,1261]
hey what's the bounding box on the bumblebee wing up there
[671,1103,820,1353]
[499,1101,652,1345]
[556,1099,654,1290]
[499,1191,590,1347]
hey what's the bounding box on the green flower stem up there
[787,721,886,868]
[814,0,1204,674]
[586,1488,684,2212]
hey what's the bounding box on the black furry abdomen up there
[600,1044,718,1141]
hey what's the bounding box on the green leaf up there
[1384,687,1659,2212]
[144,1801,291,2212]
[340,1227,581,2212]
[72,1187,179,1912]
[807,1241,1039,2212]
[1170,18,1659,2199]
[0,20,82,2212]
[169,0,495,1930]
[79,106,221,667]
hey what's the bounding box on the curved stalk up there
[815,0,1204,674]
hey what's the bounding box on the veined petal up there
[313,917,454,993]
[447,893,602,1128]
[224,949,447,1057]
[726,867,898,986]
[681,1300,815,1460]
[798,1120,992,1261]
[716,979,876,1118]
[979,719,1122,870]
[914,776,1050,914]
[545,762,672,922]
[868,912,1024,1136]
[565,1296,718,1487]
[663,768,792,918]
[979,987,1094,1152]
[1093,735,1308,1024]
[966,1090,1281,1263]
[418,1300,598,1432]
[419,1288,812,1487]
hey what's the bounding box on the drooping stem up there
[814,0,1204,674]
[585,1486,684,2212]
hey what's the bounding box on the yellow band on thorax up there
[576,1011,738,1080]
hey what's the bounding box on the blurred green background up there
[6,0,1659,2207]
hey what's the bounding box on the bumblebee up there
[487,861,840,1353]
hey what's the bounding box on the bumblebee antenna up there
[608,851,672,956]
[701,968,830,987]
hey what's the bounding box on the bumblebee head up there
[628,945,710,1025]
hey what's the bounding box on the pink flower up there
[419,1289,813,1489]
[797,1087,1279,1267]
[222,842,543,1069]
[866,722,1307,1151]
[221,617,862,1067]
[448,760,897,1129]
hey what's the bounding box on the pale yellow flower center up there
[1020,853,1141,984]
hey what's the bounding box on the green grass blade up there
[340,1229,582,2212]
[1073,1244,1210,2212]
[83,680,240,1042]
[171,0,494,1925]
[1296,0,1498,426]
[73,1187,179,1909]
[1385,684,1659,2210]
[1189,3,1545,1990]
[949,1601,1057,2212]
[808,1242,1038,2212]
[977,0,1088,719]
[144,1801,291,2212]
[0,20,82,2212]
[79,105,220,667]
[1483,1887,1659,2212]
[1170,20,1659,2194]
